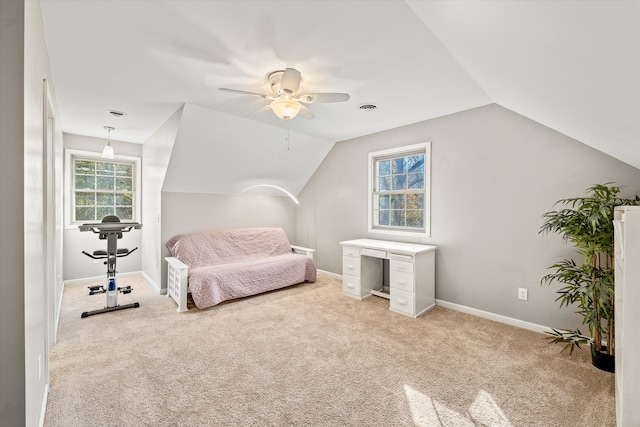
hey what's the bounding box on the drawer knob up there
[397,299,407,305]
[347,264,354,270]
[347,283,355,289]
[398,280,407,286]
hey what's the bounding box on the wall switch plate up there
[518,287,528,301]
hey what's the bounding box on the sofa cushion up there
[188,253,316,308]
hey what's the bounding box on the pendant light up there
[102,126,115,159]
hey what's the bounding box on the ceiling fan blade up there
[219,88,268,98]
[280,68,301,95]
[248,104,272,117]
[297,93,350,104]
[298,104,315,120]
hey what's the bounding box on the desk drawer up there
[390,270,414,292]
[342,275,361,296]
[342,256,361,276]
[390,259,414,274]
[390,288,415,316]
[343,246,360,258]
[361,248,386,258]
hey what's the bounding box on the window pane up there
[76,207,95,221]
[392,158,406,174]
[116,177,132,191]
[390,210,405,227]
[378,210,389,226]
[406,194,424,210]
[407,155,425,173]
[116,207,133,220]
[75,192,95,206]
[390,194,405,209]
[75,175,95,190]
[378,160,391,176]
[392,174,407,190]
[96,192,114,206]
[378,177,391,191]
[97,176,114,191]
[408,173,424,189]
[370,145,428,234]
[378,194,389,209]
[72,158,137,224]
[116,164,132,177]
[75,160,95,175]
[96,162,115,176]
[116,193,133,206]
[96,207,114,220]
[406,211,424,228]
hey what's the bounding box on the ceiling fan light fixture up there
[270,98,302,120]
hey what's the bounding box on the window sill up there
[368,226,430,238]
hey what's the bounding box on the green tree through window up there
[73,158,134,222]
[369,143,430,235]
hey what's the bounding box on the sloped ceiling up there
[407,1,640,168]
[162,103,335,196]
[39,1,640,197]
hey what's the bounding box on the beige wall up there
[297,104,640,331]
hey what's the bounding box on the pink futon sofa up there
[165,227,316,311]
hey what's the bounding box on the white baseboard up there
[54,284,64,344]
[38,383,49,427]
[63,271,141,286]
[317,270,549,333]
[317,269,342,280]
[141,271,165,294]
[435,299,550,334]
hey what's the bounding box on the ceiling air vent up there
[359,103,378,111]
[108,110,126,118]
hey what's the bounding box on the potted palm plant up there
[539,183,639,372]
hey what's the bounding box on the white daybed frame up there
[165,245,315,312]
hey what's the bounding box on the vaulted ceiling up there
[40,1,640,189]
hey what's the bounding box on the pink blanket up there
[166,228,316,308]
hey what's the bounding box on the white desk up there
[339,239,437,318]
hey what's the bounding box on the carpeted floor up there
[44,274,615,426]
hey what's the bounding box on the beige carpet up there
[45,274,615,426]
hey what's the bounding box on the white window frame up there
[64,149,141,229]
[368,142,431,237]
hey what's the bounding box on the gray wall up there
[296,104,640,330]
[160,191,297,290]
[141,106,183,290]
[1,1,63,424]
[0,1,26,422]
[63,133,143,281]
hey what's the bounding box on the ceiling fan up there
[219,68,350,121]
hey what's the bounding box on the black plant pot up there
[591,345,615,373]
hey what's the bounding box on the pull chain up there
[285,120,290,151]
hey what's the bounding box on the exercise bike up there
[79,215,143,318]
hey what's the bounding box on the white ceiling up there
[40,1,640,167]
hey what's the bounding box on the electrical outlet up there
[518,287,528,301]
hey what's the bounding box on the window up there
[65,150,141,227]
[368,142,431,236]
